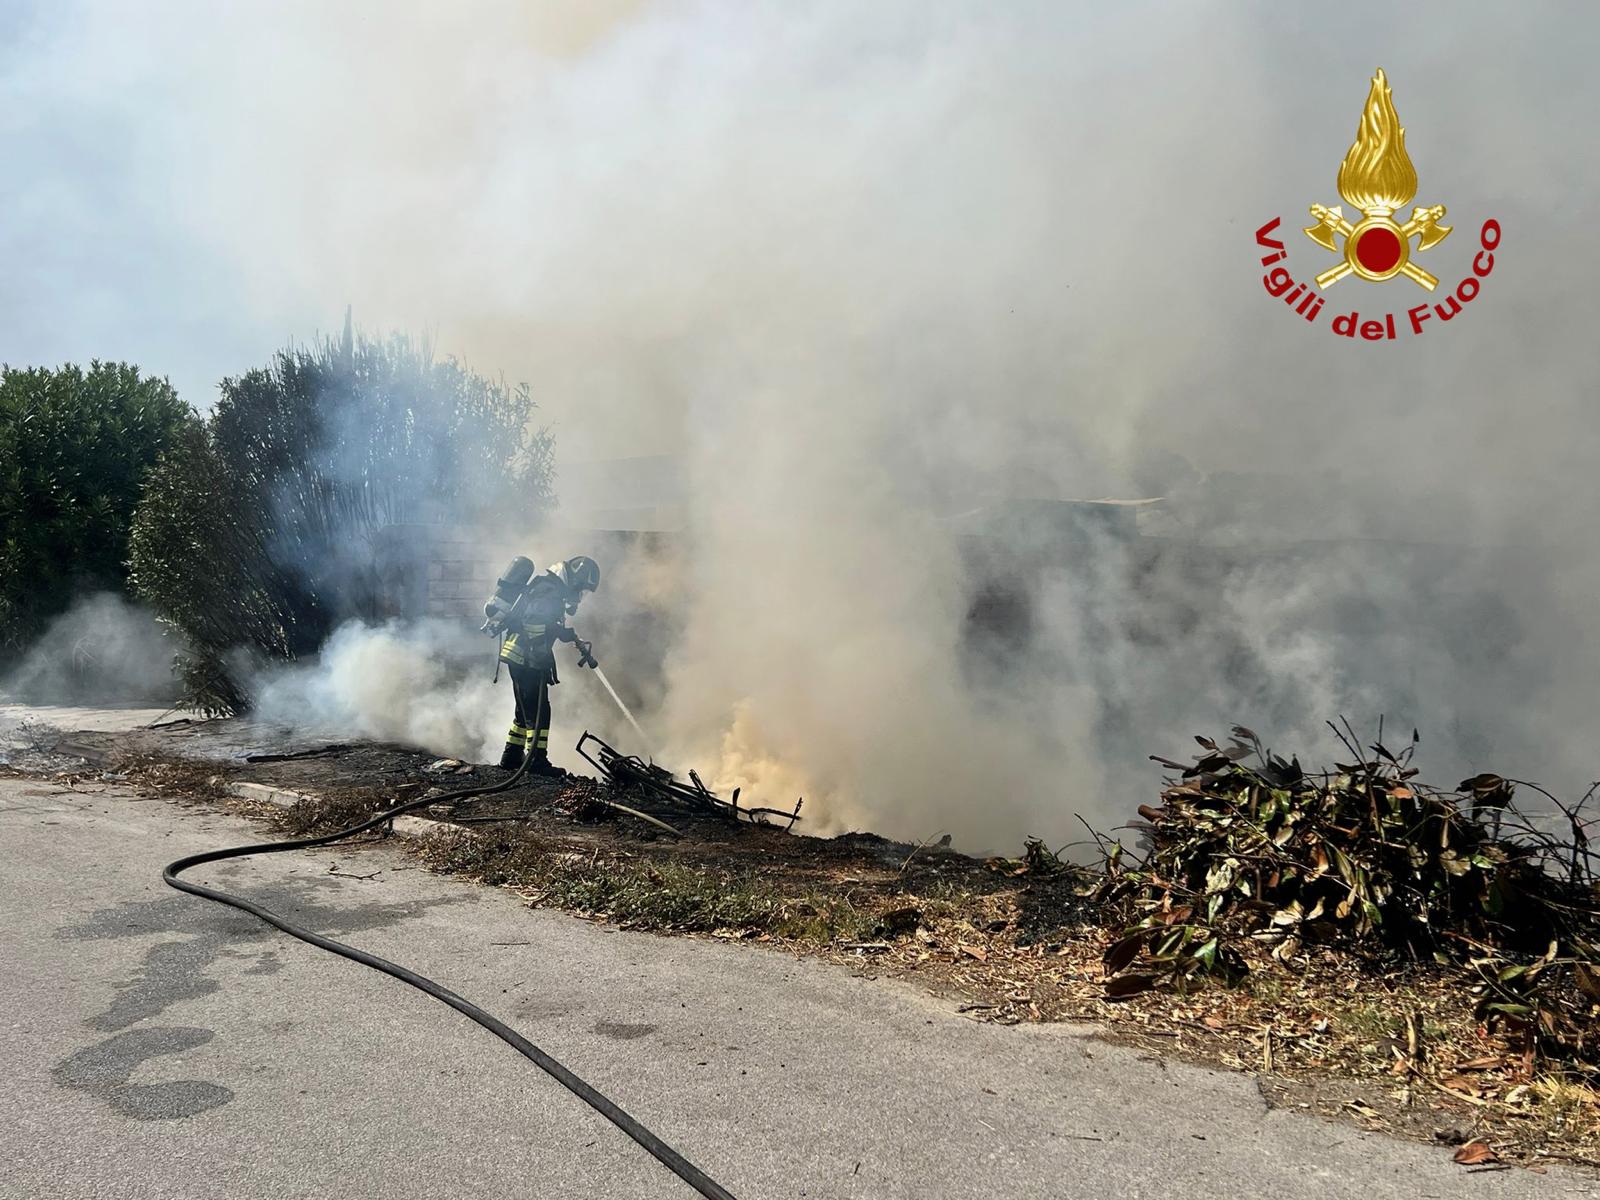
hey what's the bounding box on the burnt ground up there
[9,713,1599,1174]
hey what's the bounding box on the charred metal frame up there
[576,731,804,831]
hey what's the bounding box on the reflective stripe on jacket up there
[500,625,549,666]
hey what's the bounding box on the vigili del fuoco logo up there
[1255,68,1500,340]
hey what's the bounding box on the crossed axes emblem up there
[1303,203,1452,291]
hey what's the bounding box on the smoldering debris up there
[577,729,804,830]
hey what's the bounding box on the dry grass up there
[416,826,883,940]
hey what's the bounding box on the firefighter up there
[490,555,601,773]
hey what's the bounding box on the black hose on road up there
[163,754,739,1200]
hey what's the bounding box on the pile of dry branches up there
[1097,723,1599,1073]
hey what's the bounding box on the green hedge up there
[129,329,554,713]
[0,362,194,657]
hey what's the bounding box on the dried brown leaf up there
[1103,931,1146,975]
[1104,972,1158,999]
[1576,962,1600,1002]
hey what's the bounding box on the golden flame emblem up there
[1303,69,1451,290]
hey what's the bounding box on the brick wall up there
[374,524,500,623]
[373,525,671,626]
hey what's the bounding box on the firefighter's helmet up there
[556,555,601,595]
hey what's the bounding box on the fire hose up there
[162,738,739,1200]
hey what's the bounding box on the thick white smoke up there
[253,620,505,764]
[5,3,1597,847]
[0,593,176,705]
[251,614,641,773]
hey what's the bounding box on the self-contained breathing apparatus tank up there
[481,555,537,634]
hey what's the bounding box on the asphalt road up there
[0,775,1586,1199]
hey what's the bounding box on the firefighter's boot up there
[528,752,565,778]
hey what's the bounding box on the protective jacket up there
[498,572,578,679]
